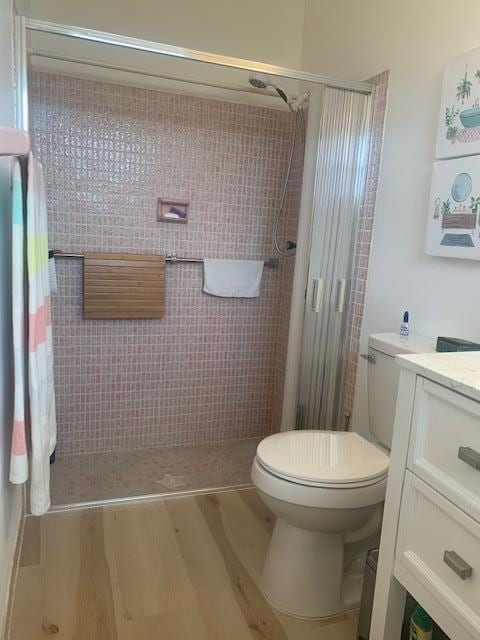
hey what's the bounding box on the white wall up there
[19,0,306,68]
[302,0,480,436]
[0,0,23,633]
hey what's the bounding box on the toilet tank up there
[367,333,436,449]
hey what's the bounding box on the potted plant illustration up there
[460,98,480,129]
[441,199,451,215]
[470,196,480,214]
[456,66,472,105]
[445,106,459,139]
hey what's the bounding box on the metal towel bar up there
[52,251,279,269]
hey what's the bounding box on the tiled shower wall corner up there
[343,71,389,419]
[30,72,301,455]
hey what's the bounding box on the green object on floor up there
[409,605,433,640]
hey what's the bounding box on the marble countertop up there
[396,351,480,402]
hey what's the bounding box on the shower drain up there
[156,474,187,490]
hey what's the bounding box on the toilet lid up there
[256,431,389,486]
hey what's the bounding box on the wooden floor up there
[8,489,358,640]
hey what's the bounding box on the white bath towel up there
[10,153,57,516]
[203,259,264,297]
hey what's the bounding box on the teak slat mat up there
[84,252,165,319]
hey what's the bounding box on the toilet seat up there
[251,457,387,510]
[256,430,389,489]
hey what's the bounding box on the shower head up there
[249,72,287,102]
[248,72,308,112]
[248,72,271,90]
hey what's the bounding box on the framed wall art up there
[426,155,480,259]
[436,46,480,159]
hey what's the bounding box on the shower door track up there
[16,16,371,130]
[45,483,254,514]
[23,18,371,89]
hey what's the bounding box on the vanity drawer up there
[408,378,480,522]
[395,472,480,639]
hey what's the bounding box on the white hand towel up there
[203,259,264,298]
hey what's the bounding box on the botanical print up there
[436,46,480,159]
[426,156,480,260]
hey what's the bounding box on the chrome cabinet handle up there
[360,353,376,364]
[443,550,473,580]
[458,446,480,471]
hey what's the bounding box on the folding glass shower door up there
[296,87,371,431]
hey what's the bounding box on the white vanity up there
[370,351,480,640]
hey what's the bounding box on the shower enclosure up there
[14,17,378,508]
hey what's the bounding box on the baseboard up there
[0,486,24,640]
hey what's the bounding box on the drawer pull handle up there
[443,550,473,580]
[458,446,480,471]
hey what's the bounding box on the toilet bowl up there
[252,430,388,618]
[252,332,436,619]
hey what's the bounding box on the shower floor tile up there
[50,437,262,507]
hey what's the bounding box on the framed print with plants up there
[435,45,480,159]
[426,155,480,260]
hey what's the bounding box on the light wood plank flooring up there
[8,489,358,640]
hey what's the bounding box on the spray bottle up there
[400,310,409,338]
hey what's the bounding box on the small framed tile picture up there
[157,199,189,224]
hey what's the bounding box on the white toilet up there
[252,332,436,619]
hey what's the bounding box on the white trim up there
[13,15,28,129]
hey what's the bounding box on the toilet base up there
[261,517,347,619]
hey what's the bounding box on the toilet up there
[252,332,436,619]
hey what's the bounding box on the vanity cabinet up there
[370,353,480,640]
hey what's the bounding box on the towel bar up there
[52,251,279,269]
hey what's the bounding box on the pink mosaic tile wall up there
[342,71,389,420]
[30,72,301,454]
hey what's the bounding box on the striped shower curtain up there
[10,153,56,516]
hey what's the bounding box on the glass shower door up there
[297,87,371,431]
